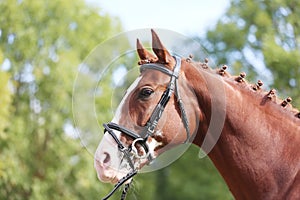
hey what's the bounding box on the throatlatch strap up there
[175,78,191,143]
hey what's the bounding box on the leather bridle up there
[101,56,191,200]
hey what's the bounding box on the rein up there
[102,56,191,200]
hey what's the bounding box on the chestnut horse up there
[94,30,300,200]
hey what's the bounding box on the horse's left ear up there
[151,29,176,68]
[137,38,157,65]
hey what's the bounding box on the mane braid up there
[191,59,300,120]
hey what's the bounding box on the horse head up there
[94,30,201,187]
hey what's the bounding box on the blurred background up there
[0,0,299,199]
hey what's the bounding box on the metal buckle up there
[131,138,150,159]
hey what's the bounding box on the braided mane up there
[189,57,300,121]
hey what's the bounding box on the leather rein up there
[102,56,191,200]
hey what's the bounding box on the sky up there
[86,0,230,36]
[84,0,273,84]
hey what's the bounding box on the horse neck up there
[183,63,300,199]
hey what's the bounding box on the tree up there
[0,0,122,199]
[200,0,300,107]
[5,0,298,199]
[0,70,12,149]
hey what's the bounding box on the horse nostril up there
[103,152,111,164]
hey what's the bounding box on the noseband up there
[102,56,191,200]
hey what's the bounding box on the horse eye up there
[139,88,154,99]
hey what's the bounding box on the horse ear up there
[151,29,176,68]
[136,38,157,65]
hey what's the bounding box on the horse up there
[94,29,300,200]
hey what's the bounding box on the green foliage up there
[0,0,121,199]
[201,0,300,107]
[136,146,233,200]
[0,71,12,147]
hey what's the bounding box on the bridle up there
[101,55,191,200]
